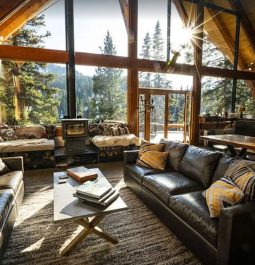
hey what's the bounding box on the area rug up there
[1,175,201,265]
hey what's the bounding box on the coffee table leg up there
[60,214,118,256]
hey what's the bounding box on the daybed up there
[124,139,255,265]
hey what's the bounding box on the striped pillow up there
[203,176,244,218]
[226,162,255,201]
[138,141,165,158]
[137,150,168,170]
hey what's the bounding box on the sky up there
[39,0,193,90]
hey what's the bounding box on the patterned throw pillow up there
[110,126,119,136]
[225,162,255,201]
[0,128,17,141]
[138,141,165,158]
[137,150,168,170]
[0,158,10,176]
[203,176,244,218]
[118,127,126,135]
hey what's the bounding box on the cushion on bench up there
[0,139,55,153]
[92,134,141,148]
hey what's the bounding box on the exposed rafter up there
[230,0,255,54]
[119,0,129,33]
[0,0,26,22]
[0,0,56,40]
[207,8,246,68]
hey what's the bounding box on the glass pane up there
[138,94,145,139]
[0,60,67,125]
[139,72,193,90]
[138,0,167,61]
[236,80,255,118]
[201,77,233,116]
[150,95,165,143]
[168,94,186,142]
[75,66,127,122]
[74,0,127,56]
[202,8,235,69]
[170,2,194,64]
[1,0,66,50]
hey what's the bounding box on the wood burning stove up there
[62,118,89,154]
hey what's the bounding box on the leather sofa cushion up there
[0,189,14,230]
[0,171,23,194]
[179,146,222,188]
[126,164,166,183]
[143,172,203,205]
[212,156,236,183]
[160,139,188,171]
[169,191,219,246]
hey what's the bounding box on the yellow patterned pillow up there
[226,162,255,201]
[138,141,165,158]
[203,176,244,218]
[137,150,168,170]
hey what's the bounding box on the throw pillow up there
[138,141,165,158]
[118,127,126,135]
[124,126,130,134]
[110,126,119,136]
[203,176,244,218]
[0,128,17,141]
[15,125,46,139]
[225,161,255,201]
[137,150,168,170]
[0,159,10,176]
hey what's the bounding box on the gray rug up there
[2,175,201,265]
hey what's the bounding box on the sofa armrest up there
[217,202,255,265]
[124,150,139,165]
[1,157,24,172]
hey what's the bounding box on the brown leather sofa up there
[0,157,24,259]
[124,140,255,265]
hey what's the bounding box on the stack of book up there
[74,181,119,208]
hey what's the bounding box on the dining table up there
[200,134,255,158]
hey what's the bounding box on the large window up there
[74,0,127,56]
[1,0,66,50]
[76,66,127,122]
[0,61,67,125]
[201,76,233,116]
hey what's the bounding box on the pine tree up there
[151,21,171,88]
[139,32,152,87]
[0,15,61,125]
[91,31,126,121]
[152,21,165,61]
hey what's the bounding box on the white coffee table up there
[53,168,127,256]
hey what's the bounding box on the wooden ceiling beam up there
[119,0,129,33]
[230,0,255,54]
[0,0,26,22]
[207,8,246,69]
[0,45,68,63]
[0,0,54,40]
